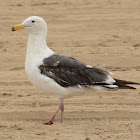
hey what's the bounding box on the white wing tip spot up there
[86,65,92,68]
[106,75,116,84]
[77,84,82,88]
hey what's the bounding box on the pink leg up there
[43,97,64,125]
[60,97,64,123]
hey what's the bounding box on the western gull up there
[12,16,140,125]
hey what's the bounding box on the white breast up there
[25,46,65,94]
[25,54,86,97]
[25,34,85,97]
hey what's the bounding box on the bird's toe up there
[43,120,53,125]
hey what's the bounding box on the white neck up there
[26,32,54,58]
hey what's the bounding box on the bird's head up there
[12,16,47,34]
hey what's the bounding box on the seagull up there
[12,16,140,125]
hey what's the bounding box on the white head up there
[12,16,47,35]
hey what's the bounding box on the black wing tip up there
[114,79,140,85]
[114,79,139,90]
[119,86,136,90]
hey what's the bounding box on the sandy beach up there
[0,0,140,139]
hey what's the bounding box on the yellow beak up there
[12,24,26,31]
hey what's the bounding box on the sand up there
[0,0,140,140]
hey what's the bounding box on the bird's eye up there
[32,20,35,23]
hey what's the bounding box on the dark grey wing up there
[42,54,86,69]
[39,54,111,87]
